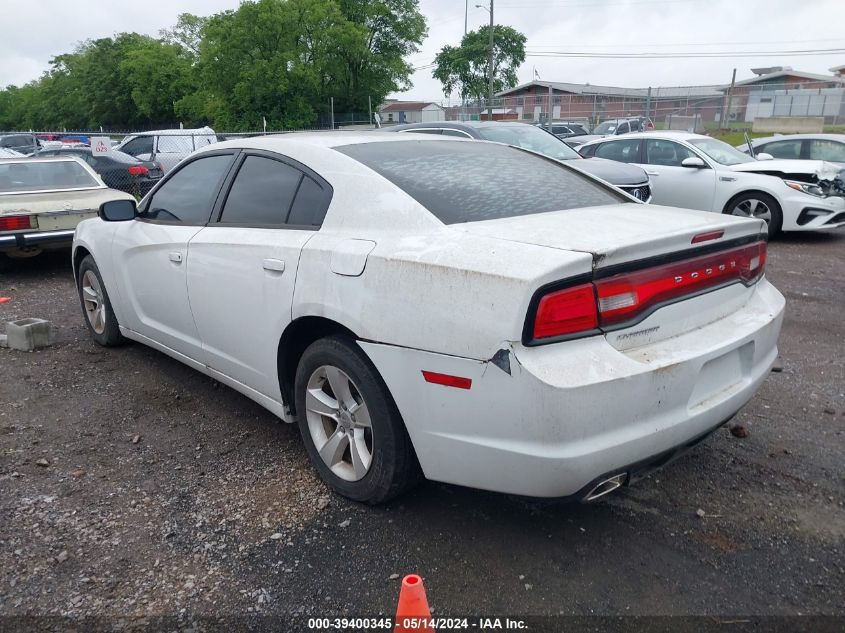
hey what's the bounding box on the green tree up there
[433,24,526,101]
[120,39,197,124]
[160,13,207,60]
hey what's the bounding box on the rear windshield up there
[0,160,100,193]
[336,140,624,224]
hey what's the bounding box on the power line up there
[524,47,845,59]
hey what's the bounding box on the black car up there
[534,121,591,139]
[36,146,164,195]
[385,121,652,201]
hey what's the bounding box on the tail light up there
[127,165,149,176]
[528,240,766,342]
[0,215,36,232]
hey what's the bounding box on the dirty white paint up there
[73,132,787,497]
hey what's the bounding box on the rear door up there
[187,151,332,399]
[639,138,716,210]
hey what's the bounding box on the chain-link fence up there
[411,80,845,131]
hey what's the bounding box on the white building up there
[379,101,445,124]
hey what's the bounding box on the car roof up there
[205,131,472,152]
[578,130,704,144]
[0,156,89,164]
[750,133,845,143]
[389,120,533,131]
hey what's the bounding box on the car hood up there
[570,157,648,185]
[453,203,765,268]
[728,159,842,180]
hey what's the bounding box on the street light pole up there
[487,0,494,121]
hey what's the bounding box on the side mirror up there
[756,152,774,161]
[681,156,706,168]
[99,199,137,222]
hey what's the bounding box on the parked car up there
[0,133,40,156]
[116,127,217,173]
[386,121,653,201]
[565,117,654,145]
[737,134,845,166]
[576,131,845,236]
[534,120,590,138]
[74,133,783,504]
[37,146,164,196]
[1,156,134,265]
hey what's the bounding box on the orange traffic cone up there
[394,574,434,632]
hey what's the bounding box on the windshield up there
[0,160,100,193]
[593,121,618,135]
[476,125,581,161]
[687,138,755,165]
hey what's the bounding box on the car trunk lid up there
[453,203,766,268]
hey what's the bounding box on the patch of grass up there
[707,129,768,147]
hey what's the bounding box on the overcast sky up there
[2,0,844,102]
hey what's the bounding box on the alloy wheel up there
[305,365,374,482]
[731,198,772,223]
[81,270,106,334]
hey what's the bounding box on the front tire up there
[724,191,783,238]
[76,255,125,347]
[294,335,420,504]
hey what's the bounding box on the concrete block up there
[752,116,824,133]
[5,318,54,351]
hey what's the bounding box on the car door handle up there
[262,258,285,273]
[168,252,183,263]
[645,171,660,176]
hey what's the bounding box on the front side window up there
[219,156,302,226]
[760,139,802,159]
[0,160,99,193]
[120,136,154,156]
[808,139,845,162]
[143,154,233,224]
[336,140,626,225]
[594,139,641,163]
[644,139,696,167]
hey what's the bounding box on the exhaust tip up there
[584,473,627,502]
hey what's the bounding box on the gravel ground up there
[0,231,843,630]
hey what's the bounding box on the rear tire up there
[76,255,125,347]
[723,191,783,239]
[294,335,420,504]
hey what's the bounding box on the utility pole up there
[330,97,335,130]
[487,0,494,120]
[723,68,736,130]
[465,0,468,35]
[368,95,373,128]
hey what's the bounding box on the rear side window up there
[808,139,845,162]
[220,156,301,226]
[287,175,331,227]
[337,140,625,224]
[143,154,233,224]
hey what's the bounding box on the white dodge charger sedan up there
[576,131,845,236]
[73,134,785,504]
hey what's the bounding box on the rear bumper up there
[0,229,76,251]
[359,279,785,498]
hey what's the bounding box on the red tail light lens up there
[595,241,766,327]
[0,215,36,231]
[529,241,766,341]
[533,282,598,339]
[127,165,148,176]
